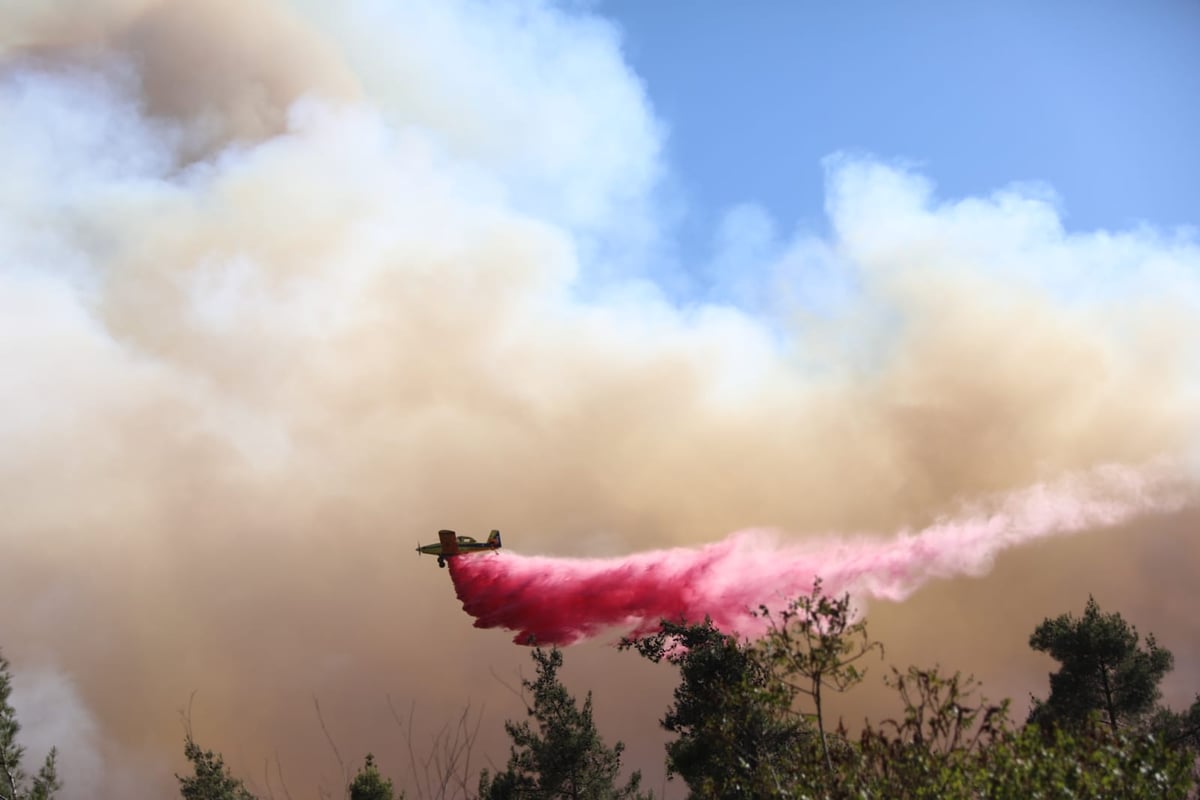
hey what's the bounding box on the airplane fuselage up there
[416,529,501,567]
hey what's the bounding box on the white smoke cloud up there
[286,0,665,266]
[7,666,101,799]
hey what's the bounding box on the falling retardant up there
[449,460,1194,645]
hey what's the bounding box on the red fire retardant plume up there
[449,461,1191,645]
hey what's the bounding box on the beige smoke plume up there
[2,1,1198,797]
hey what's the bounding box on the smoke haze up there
[2,1,1199,797]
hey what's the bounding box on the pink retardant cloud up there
[449,461,1193,645]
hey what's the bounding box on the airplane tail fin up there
[488,529,501,548]
[438,529,459,556]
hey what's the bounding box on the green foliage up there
[756,579,883,774]
[846,667,1009,798]
[479,648,648,800]
[839,666,1194,799]
[627,592,1199,799]
[864,713,1193,799]
[0,652,61,800]
[349,753,396,800]
[1148,694,1200,756]
[623,618,815,798]
[982,723,1194,799]
[177,736,257,800]
[1175,695,1200,748]
[1029,596,1174,732]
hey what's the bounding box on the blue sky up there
[598,1,1200,272]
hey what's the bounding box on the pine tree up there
[478,648,648,800]
[1028,596,1173,732]
[349,753,396,800]
[625,618,812,798]
[176,736,256,800]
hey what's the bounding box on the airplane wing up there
[438,529,460,556]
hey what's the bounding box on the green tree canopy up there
[847,668,1194,800]
[478,648,647,800]
[0,651,60,800]
[624,618,814,798]
[176,736,256,800]
[1150,695,1200,752]
[1028,596,1173,732]
[755,579,882,775]
[349,753,396,800]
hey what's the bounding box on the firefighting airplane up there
[416,529,502,568]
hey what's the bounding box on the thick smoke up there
[2,1,1199,798]
[451,461,1193,645]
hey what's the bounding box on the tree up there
[1028,596,1173,732]
[177,735,257,800]
[478,648,647,800]
[0,651,60,800]
[755,579,882,775]
[626,596,1197,799]
[1151,695,1200,751]
[840,665,1194,799]
[982,719,1195,799]
[847,667,1009,798]
[349,753,396,800]
[624,618,812,798]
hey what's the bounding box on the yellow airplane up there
[416,529,501,568]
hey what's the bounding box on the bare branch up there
[489,665,526,705]
[273,751,294,800]
[261,758,275,800]
[313,696,349,800]
[389,698,486,800]
[178,691,199,743]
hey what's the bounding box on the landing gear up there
[437,557,446,568]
